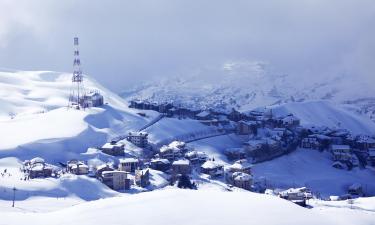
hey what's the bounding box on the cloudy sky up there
[0,0,374,92]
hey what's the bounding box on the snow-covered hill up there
[2,188,374,225]
[122,61,375,121]
[0,70,151,162]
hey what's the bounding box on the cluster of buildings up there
[23,157,54,179]
[300,127,375,169]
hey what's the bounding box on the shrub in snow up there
[177,175,196,189]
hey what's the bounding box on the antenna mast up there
[69,37,86,109]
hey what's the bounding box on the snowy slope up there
[270,101,375,135]
[0,70,151,162]
[2,188,375,225]
[253,148,375,197]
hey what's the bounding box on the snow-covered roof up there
[172,159,190,166]
[238,120,257,126]
[229,160,252,170]
[331,145,351,150]
[196,111,211,118]
[101,142,124,149]
[356,135,375,144]
[102,170,128,175]
[30,157,45,165]
[160,141,185,153]
[201,161,222,170]
[233,172,252,181]
[119,158,139,163]
[282,115,299,123]
[151,158,170,164]
[128,131,148,137]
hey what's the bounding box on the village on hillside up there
[16,95,375,208]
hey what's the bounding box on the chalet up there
[135,169,150,188]
[195,111,212,120]
[83,91,104,107]
[201,160,224,177]
[159,141,187,161]
[279,187,311,206]
[185,150,208,164]
[101,171,130,190]
[331,145,352,162]
[243,138,281,160]
[224,148,246,160]
[227,159,252,174]
[172,159,191,176]
[67,159,89,175]
[95,164,114,178]
[127,132,148,148]
[119,158,140,173]
[25,157,53,179]
[100,141,125,156]
[150,158,171,172]
[236,120,257,135]
[232,172,253,191]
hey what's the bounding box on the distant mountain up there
[121,61,375,121]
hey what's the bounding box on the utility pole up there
[12,187,16,207]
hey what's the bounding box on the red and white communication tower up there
[68,37,87,109]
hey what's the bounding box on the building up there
[331,145,352,162]
[67,159,89,175]
[24,157,53,179]
[135,169,150,188]
[236,120,257,135]
[150,158,171,172]
[101,171,130,190]
[95,164,114,178]
[279,187,311,206]
[232,172,253,190]
[281,115,300,128]
[159,141,186,161]
[185,150,208,164]
[83,91,104,107]
[127,132,148,148]
[100,141,125,156]
[225,159,252,184]
[201,160,224,177]
[354,135,375,151]
[224,148,246,160]
[172,159,191,176]
[119,158,140,173]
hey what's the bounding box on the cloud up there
[0,0,374,92]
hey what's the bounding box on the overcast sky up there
[0,0,374,92]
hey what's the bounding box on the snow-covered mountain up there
[0,70,152,162]
[122,61,375,121]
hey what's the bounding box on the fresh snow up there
[1,188,375,225]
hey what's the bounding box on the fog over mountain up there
[0,0,374,92]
